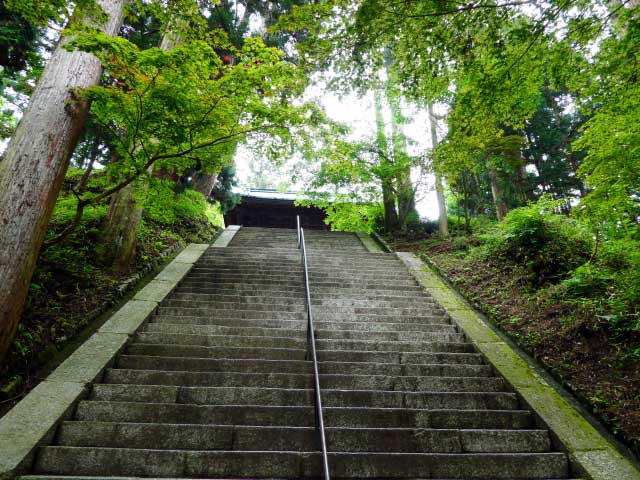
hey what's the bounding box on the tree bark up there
[428,103,449,237]
[193,172,218,198]
[374,89,399,232]
[489,168,509,220]
[0,0,125,361]
[101,182,144,273]
[387,80,417,227]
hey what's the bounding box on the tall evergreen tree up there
[0,0,126,361]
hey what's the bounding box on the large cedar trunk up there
[388,87,417,227]
[193,172,217,198]
[0,0,125,361]
[428,103,449,237]
[489,168,509,221]
[374,89,399,232]
[101,183,144,273]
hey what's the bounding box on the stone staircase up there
[23,227,579,479]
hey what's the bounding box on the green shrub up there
[143,182,219,226]
[485,196,592,284]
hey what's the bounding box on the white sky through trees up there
[235,82,444,220]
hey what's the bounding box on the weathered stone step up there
[127,343,306,360]
[91,384,519,410]
[56,421,551,453]
[143,323,461,343]
[170,291,436,305]
[126,343,482,364]
[192,265,411,275]
[313,312,449,323]
[103,369,504,392]
[134,332,471,353]
[316,338,472,353]
[162,297,439,311]
[75,401,535,429]
[34,447,569,478]
[151,315,452,331]
[134,331,305,349]
[176,282,425,294]
[158,312,449,329]
[160,301,307,314]
[176,282,426,294]
[115,355,490,376]
[194,261,405,272]
[185,271,417,282]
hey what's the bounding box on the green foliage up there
[558,239,640,334]
[483,196,592,284]
[142,180,221,227]
[323,202,383,233]
[572,9,640,234]
[50,194,108,225]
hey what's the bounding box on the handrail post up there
[296,215,301,248]
[298,224,330,480]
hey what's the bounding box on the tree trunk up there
[489,168,509,220]
[428,103,449,237]
[0,0,125,361]
[193,171,218,198]
[374,89,398,232]
[101,182,144,273]
[387,79,417,227]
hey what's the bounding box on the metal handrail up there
[297,216,330,480]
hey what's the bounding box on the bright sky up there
[235,83,445,220]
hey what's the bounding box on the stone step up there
[170,291,436,304]
[162,297,439,311]
[127,343,306,360]
[193,262,407,273]
[176,282,425,294]
[75,401,535,429]
[313,312,449,323]
[91,384,520,410]
[34,448,569,478]
[143,323,462,343]
[191,265,412,276]
[134,331,306,349]
[161,301,309,313]
[56,422,551,453]
[115,356,490,376]
[103,369,505,392]
[156,306,306,319]
[185,271,417,282]
[157,304,446,319]
[154,311,451,328]
[134,332,472,353]
[151,315,452,330]
[126,343,483,364]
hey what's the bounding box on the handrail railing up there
[297,216,330,480]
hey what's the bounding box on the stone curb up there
[211,224,240,248]
[356,232,384,253]
[396,251,640,480]
[0,241,212,479]
[371,232,393,253]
